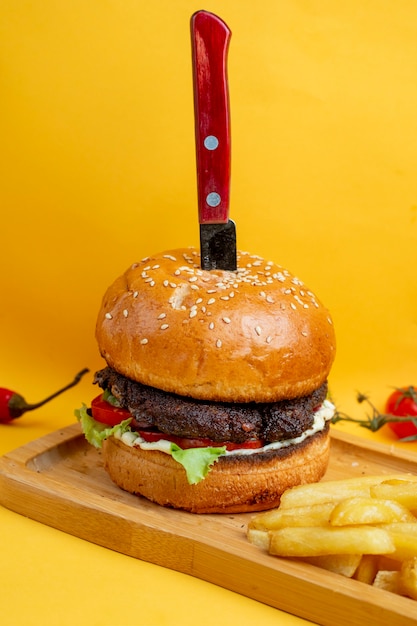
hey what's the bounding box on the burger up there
[76,247,336,514]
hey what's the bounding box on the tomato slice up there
[91,394,131,426]
[90,394,264,449]
[138,429,264,451]
[385,387,417,439]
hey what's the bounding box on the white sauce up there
[115,399,335,457]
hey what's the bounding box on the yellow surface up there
[0,1,416,624]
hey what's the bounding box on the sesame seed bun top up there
[95,247,336,403]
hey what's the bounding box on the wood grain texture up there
[1,425,416,625]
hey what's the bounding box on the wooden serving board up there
[1,424,417,626]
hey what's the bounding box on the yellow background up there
[1,1,416,624]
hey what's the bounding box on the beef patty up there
[94,367,328,444]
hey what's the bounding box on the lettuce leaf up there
[75,403,226,484]
[170,444,226,484]
[74,404,132,448]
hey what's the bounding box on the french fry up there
[278,474,417,509]
[247,528,270,551]
[373,570,401,593]
[370,481,417,511]
[353,555,380,584]
[386,531,417,562]
[247,474,417,601]
[378,522,417,536]
[398,558,417,600]
[302,554,362,577]
[330,497,416,526]
[269,526,395,558]
[248,502,334,530]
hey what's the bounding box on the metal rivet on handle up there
[206,192,221,207]
[204,135,219,150]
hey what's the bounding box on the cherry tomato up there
[385,387,417,439]
[91,394,131,426]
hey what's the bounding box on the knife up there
[191,10,237,271]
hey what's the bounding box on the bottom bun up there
[103,428,330,514]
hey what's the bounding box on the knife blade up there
[191,10,237,271]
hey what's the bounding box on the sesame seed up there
[255,326,262,336]
[266,336,272,344]
[196,298,203,304]
[207,298,216,305]
[216,339,222,348]
[169,282,177,288]
[303,304,309,309]
[190,284,199,290]
[209,322,215,330]
[266,295,274,303]
[149,281,155,287]
[222,317,231,324]
[160,324,169,330]
[140,338,148,345]
[163,254,177,261]
[284,289,292,295]
[220,296,229,301]
[105,313,113,320]
[123,309,128,317]
[174,269,181,276]
[133,291,139,298]
[158,313,166,319]
[229,291,235,298]
[260,291,266,298]
[189,309,197,318]
[301,331,308,336]
[189,276,198,283]
[291,303,297,310]
[163,280,169,287]
[152,264,160,270]
[207,289,216,294]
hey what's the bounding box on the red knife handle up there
[191,11,231,224]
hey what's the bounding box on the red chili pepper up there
[0,368,89,423]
